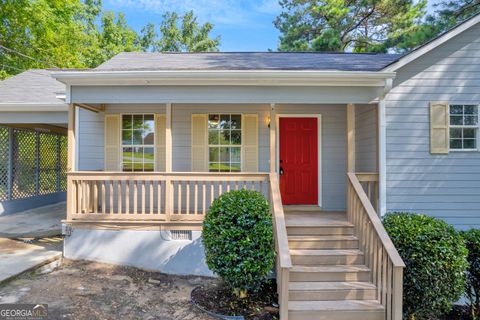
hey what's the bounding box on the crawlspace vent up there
[170,230,192,240]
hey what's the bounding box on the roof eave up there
[0,103,68,112]
[51,70,396,87]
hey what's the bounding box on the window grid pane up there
[208,114,242,172]
[449,105,479,150]
[121,114,155,172]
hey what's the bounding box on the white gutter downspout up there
[379,78,393,216]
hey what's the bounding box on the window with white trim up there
[208,114,242,172]
[121,114,155,171]
[449,105,479,151]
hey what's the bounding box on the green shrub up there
[462,229,480,318]
[383,212,468,320]
[202,189,275,297]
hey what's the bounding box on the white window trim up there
[120,113,156,171]
[207,113,243,172]
[275,114,323,208]
[448,104,480,152]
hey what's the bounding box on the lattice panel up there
[12,129,38,199]
[0,127,9,201]
[39,133,59,195]
[59,135,68,192]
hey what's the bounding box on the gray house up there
[1,12,478,320]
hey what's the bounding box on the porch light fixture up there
[266,115,271,128]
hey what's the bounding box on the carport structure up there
[0,70,68,215]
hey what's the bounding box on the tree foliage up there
[0,0,220,79]
[154,11,220,52]
[274,0,427,52]
[274,0,480,52]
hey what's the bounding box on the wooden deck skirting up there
[348,172,405,320]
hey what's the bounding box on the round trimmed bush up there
[462,229,480,317]
[202,189,275,296]
[383,212,468,319]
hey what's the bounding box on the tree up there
[1,1,221,79]
[389,0,480,51]
[274,0,427,52]
[154,11,220,52]
[0,0,88,78]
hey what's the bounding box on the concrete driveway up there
[0,202,65,238]
[0,237,62,284]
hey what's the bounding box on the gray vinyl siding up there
[77,104,166,171]
[77,103,348,211]
[355,104,377,172]
[71,85,383,105]
[385,23,480,229]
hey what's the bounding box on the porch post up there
[67,104,76,172]
[165,103,173,219]
[347,103,356,172]
[269,103,276,173]
[166,103,172,172]
[378,99,387,215]
[67,103,76,220]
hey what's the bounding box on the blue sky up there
[103,0,282,51]
[103,0,441,52]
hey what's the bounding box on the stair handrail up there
[347,173,404,267]
[347,172,405,320]
[269,173,291,320]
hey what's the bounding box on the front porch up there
[62,99,403,320]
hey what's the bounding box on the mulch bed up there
[191,279,279,320]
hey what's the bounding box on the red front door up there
[279,117,318,205]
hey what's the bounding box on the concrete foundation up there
[64,228,214,277]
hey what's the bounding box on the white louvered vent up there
[171,230,192,241]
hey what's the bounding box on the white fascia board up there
[0,103,68,112]
[52,70,396,87]
[384,14,480,72]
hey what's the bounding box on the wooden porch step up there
[287,225,354,236]
[285,212,350,227]
[290,249,364,265]
[289,281,377,301]
[285,212,354,235]
[290,265,371,282]
[288,300,385,320]
[288,235,359,249]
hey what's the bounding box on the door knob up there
[279,167,284,175]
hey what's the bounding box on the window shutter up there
[430,101,450,154]
[105,114,121,171]
[155,114,166,171]
[191,114,208,172]
[242,114,259,172]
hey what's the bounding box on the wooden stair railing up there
[347,173,405,320]
[269,173,292,320]
[355,172,379,213]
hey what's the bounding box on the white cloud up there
[109,0,281,26]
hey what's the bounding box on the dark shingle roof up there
[0,69,65,105]
[95,52,402,72]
